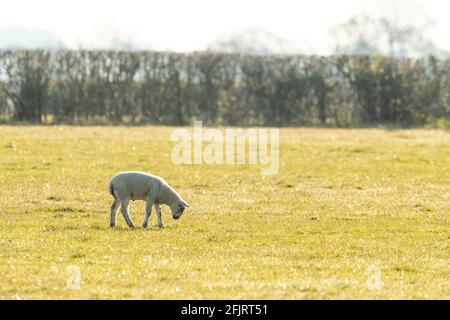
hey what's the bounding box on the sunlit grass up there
[0,126,448,299]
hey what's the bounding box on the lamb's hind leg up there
[110,198,120,228]
[120,198,135,229]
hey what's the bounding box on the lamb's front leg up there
[143,201,152,229]
[155,204,163,228]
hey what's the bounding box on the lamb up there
[108,171,189,229]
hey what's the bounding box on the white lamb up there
[108,171,189,229]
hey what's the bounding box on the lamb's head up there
[170,199,189,220]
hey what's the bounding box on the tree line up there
[0,50,449,127]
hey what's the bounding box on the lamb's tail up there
[109,182,116,198]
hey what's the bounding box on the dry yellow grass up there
[0,126,448,299]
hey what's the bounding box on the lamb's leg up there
[120,198,135,229]
[110,198,120,228]
[143,201,153,229]
[155,204,163,228]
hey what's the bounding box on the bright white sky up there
[1,0,449,54]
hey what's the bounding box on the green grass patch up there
[0,126,448,299]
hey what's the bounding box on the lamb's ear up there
[180,200,190,208]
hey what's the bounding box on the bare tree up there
[332,0,438,57]
[0,50,50,122]
[208,28,293,55]
[333,16,380,55]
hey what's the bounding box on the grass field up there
[0,126,448,299]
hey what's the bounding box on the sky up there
[1,0,449,54]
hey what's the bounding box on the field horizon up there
[0,126,448,299]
